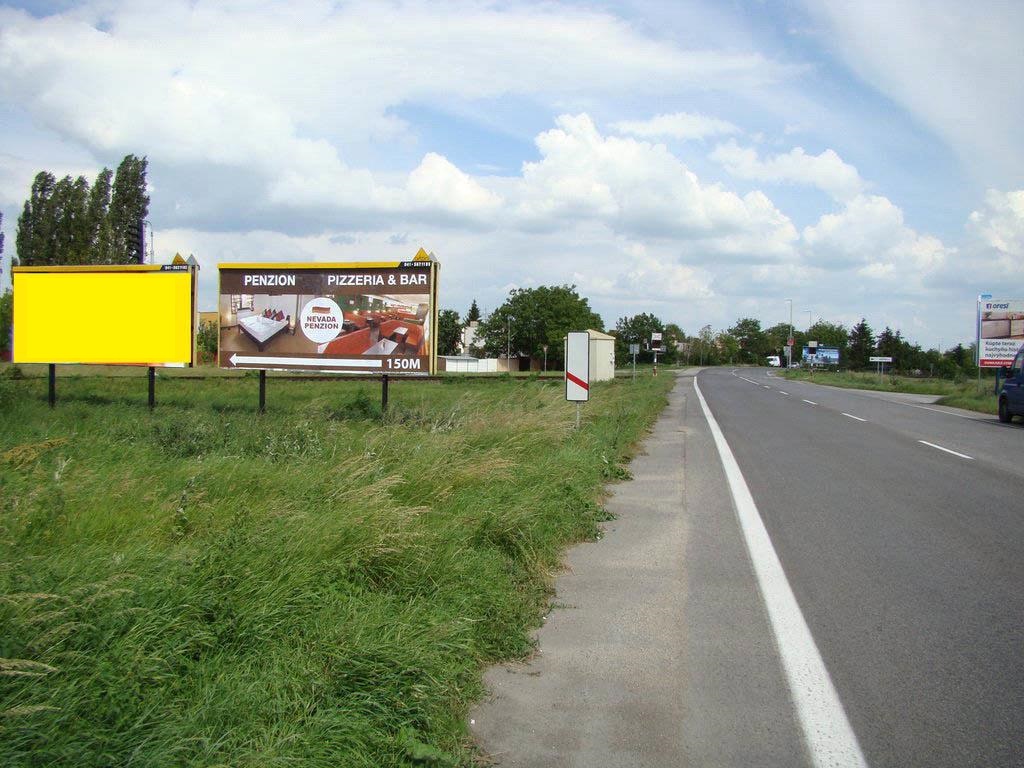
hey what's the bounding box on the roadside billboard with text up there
[218,255,438,375]
[12,264,196,366]
[802,346,840,366]
[977,297,1024,367]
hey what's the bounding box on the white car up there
[766,356,781,367]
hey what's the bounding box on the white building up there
[587,329,616,382]
[460,320,480,354]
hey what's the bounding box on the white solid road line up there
[693,377,869,768]
[918,440,974,460]
[803,399,818,406]
[842,413,867,422]
[906,403,985,421]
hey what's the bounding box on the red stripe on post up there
[566,371,589,390]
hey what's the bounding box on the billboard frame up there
[11,263,198,408]
[976,295,1024,368]
[216,258,439,377]
[12,263,198,368]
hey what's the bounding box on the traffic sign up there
[565,332,590,402]
[869,356,893,363]
[629,343,639,355]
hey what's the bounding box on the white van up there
[766,355,781,367]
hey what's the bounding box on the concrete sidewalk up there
[469,370,806,767]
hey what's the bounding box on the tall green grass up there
[0,372,673,766]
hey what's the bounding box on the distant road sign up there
[629,343,640,355]
[869,356,893,363]
[788,337,795,347]
[565,332,590,402]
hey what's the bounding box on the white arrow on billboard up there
[230,353,382,369]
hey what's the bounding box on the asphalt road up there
[471,369,1024,767]
[703,367,1024,768]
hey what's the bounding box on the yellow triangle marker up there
[172,253,187,265]
[412,248,431,262]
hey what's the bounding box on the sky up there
[1,0,1022,349]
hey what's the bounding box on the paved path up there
[470,370,807,767]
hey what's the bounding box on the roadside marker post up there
[629,343,639,381]
[565,331,590,429]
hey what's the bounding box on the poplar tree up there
[51,175,91,264]
[16,171,57,265]
[87,168,115,263]
[109,155,149,263]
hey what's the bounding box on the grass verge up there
[0,372,673,766]
[779,369,998,415]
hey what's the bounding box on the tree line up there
[693,316,979,379]
[435,287,978,381]
[14,155,150,267]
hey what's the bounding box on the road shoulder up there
[469,370,807,767]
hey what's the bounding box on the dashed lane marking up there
[918,440,973,460]
[842,413,867,422]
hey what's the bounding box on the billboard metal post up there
[381,374,389,414]
[148,366,155,409]
[48,364,55,408]
[258,370,266,413]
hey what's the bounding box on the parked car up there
[766,355,781,367]
[998,345,1024,423]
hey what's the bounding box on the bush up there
[196,320,218,363]
[0,289,12,359]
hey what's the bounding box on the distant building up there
[460,320,480,355]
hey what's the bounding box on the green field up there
[780,369,998,415]
[0,372,674,766]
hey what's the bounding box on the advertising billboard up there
[802,346,840,366]
[218,255,438,374]
[12,264,196,366]
[977,297,1024,367]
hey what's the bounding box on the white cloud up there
[967,189,1024,263]
[511,114,798,257]
[711,140,864,202]
[611,112,739,141]
[802,194,950,284]
[802,0,1024,187]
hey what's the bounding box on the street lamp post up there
[786,298,793,368]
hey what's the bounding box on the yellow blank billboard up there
[13,265,196,366]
